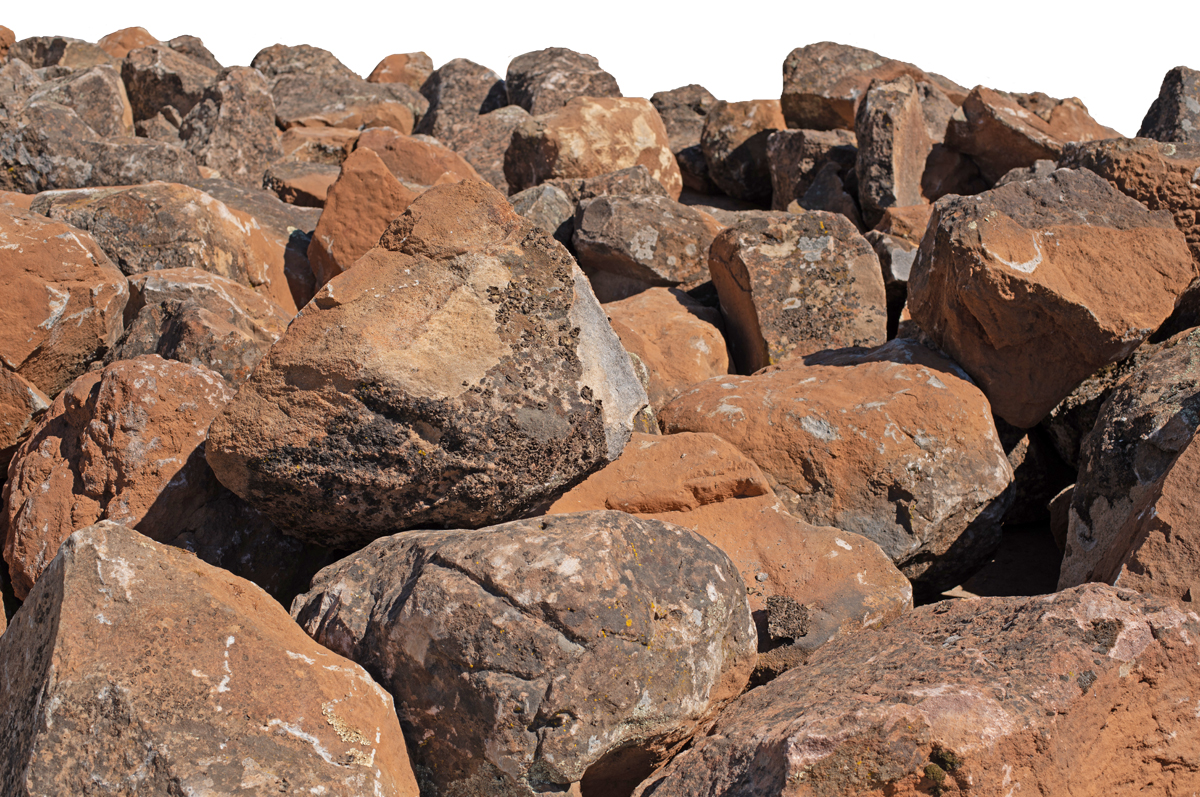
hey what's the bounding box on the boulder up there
[700,99,785,204]
[872,202,934,244]
[505,96,682,199]
[650,84,719,193]
[437,104,530,194]
[263,159,338,207]
[366,51,434,90]
[546,163,669,203]
[1138,65,1200,144]
[166,34,222,72]
[292,510,755,797]
[109,267,292,385]
[659,339,1014,593]
[306,147,419,286]
[709,209,887,373]
[0,26,12,62]
[25,64,133,138]
[414,57,506,139]
[250,43,355,82]
[766,127,857,211]
[855,75,934,227]
[0,369,48,473]
[510,181,574,246]
[573,194,723,301]
[207,181,647,547]
[908,168,1195,428]
[355,125,482,187]
[996,157,1059,186]
[505,46,621,115]
[0,57,41,113]
[634,584,1200,797]
[279,125,360,165]
[0,522,419,796]
[96,26,159,59]
[121,44,216,123]
[0,209,127,397]
[178,66,283,188]
[9,36,115,70]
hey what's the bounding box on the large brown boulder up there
[293,510,755,797]
[0,522,419,796]
[660,339,1014,593]
[178,66,283,188]
[505,96,683,199]
[709,210,887,373]
[0,209,127,397]
[766,127,857,211]
[505,46,621,115]
[207,181,647,547]
[855,75,934,228]
[25,64,133,138]
[635,583,1200,797]
[366,51,434,90]
[96,26,160,59]
[121,44,216,123]
[1,355,324,602]
[414,57,506,139]
[355,125,482,187]
[700,99,785,204]
[438,104,530,194]
[1138,65,1200,144]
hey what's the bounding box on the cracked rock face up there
[0,522,419,797]
[908,168,1196,429]
[207,180,647,548]
[291,510,756,797]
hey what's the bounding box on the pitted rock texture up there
[511,182,574,247]
[0,523,419,797]
[505,46,622,116]
[10,36,116,70]
[505,96,683,199]
[178,66,283,188]
[207,181,647,547]
[25,63,133,138]
[97,26,160,59]
[0,209,128,397]
[414,57,506,140]
[1138,66,1200,144]
[1061,328,1200,591]
[0,368,48,472]
[700,99,785,204]
[366,51,434,90]
[549,435,912,655]
[766,127,857,211]
[855,75,933,228]
[633,584,1200,797]
[660,339,1014,593]
[439,104,531,194]
[355,125,483,187]
[121,44,216,122]
[709,209,887,374]
[292,510,755,797]
[547,163,670,204]
[907,168,1196,429]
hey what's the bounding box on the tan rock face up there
[700,99,786,204]
[907,168,1196,428]
[0,210,128,398]
[96,26,160,59]
[207,181,647,548]
[709,210,887,374]
[855,75,934,228]
[604,288,730,413]
[0,369,48,472]
[660,339,1014,593]
[355,126,483,187]
[293,511,754,797]
[307,147,419,286]
[366,51,434,90]
[505,96,683,199]
[635,584,1200,797]
[0,523,419,796]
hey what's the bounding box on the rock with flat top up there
[855,74,934,227]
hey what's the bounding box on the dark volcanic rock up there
[651,84,719,154]
[10,36,116,70]
[766,127,857,211]
[166,34,222,71]
[505,46,622,116]
[438,104,531,194]
[292,511,755,797]
[178,66,283,188]
[1138,66,1200,144]
[855,74,934,228]
[414,57,506,139]
[121,44,216,123]
[701,99,785,204]
[510,182,574,247]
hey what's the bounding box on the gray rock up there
[439,104,531,194]
[179,66,283,188]
[506,46,621,115]
[1138,66,1200,144]
[510,182,574,247]
[121,44,216,122]
[9,36,115,70]
[166,34,222,72]
[414,57,506,139]
[766,127,857,211]
[26,63,132,137]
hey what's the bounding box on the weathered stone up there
[414,57,506,139]
[166,34,221,72]
[660,339,1014,593]
[109,268,292,385]
[208,181,648,547]
[855,75,933,228]
[635,584,1200,797]
[366,51,433,90]
[96,26,159,59]
[0,26,12,62]
[996,157,1059,186]
[10,36,115,70]
[767,127,857,211]
[709,210,886,373]
[872,203,933,244]
[0,369,48,473]
[293,510,754,796]
[1138,66,1200,144]
[178,66,283,188]
[250,43,354,82]
[701,99,785,204]
[279,125,359,165]
[0,522,419,796]
[121,44,216,123]
[355,126,482,187]
[0,209,127,397]
[573,194,723,301]
[864,230,916,336]
[0,57,41,116]
[546,163,670,204]
[438,104,530,194]
[650,84,719,154]
[510,182,574,247]
[133,109,180,143]
[306,147,419,286]
[506,46,621,116]
[921,141,989,199]
[995,417,1074,525]
[263,160,338,207]
[26,64,133,138]
[787,165,864,228]
[505,96,682,199]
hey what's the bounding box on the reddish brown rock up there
[26,64,133,138]
[306,147,419,286]
[709,210,887,373]
[787,168,864,228]
[855,75,934,227]
[505,96,683,199]
[178,66,283,188]
[766,127,857,211]
[0,26,13,62]
[0,522,419,796]
[279,125,359,164]
[0,190,32,210]
[366,51,433,90]
[660,339,1014,593]
[0,369,48,473]
[121,44,216,123]
[414,57,506,140]
[9,36,115,70]
[355,126,482,187]
[438,105,530,194]
[872,203,934,244]
[635,584,1200,797]
[263,160,338,207]
[908,168,1196,428]
[293,510,754,797]
[166,34,221,71]
[505,46,621,115]
[0,209,127,397]
[96,26,159,59]
[700,99,786,204]
[1138,66,1200,144]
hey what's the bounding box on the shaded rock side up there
[766,127,857,211]
[855,74,934,228]
[414,57,506,139]
[0,368,49,473]
[1138,65,1200,144]
[505,46,622,115]
[178,66,283,188]
[9,36,116,70]
[700,99,785,204]
[121,43,216,122]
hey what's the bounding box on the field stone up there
[278,125,359,165]
[292,510,755,797]
[121,44,216,123]
[97,26,159,59]
[166,35,222,72]
[9,36,116,71]
[546,163,670,204]
[0,57,42,113]
[650,84,719,154]
[0,26,13,62]
[1138,66,1200,144]
[510,182,574,247]
[0,522,419,796]
[366,51,434,90]
[207,180,647,547]
[178,66,283,188]
[505,46,622,115]
[0,369,48,473]
[700,99,785,204]
[355,126,482,188]
[438,104,531,194]
[25,64,133,138]
[262,160,339,207]
[855,74,933,228]
[251,43,356,82]
[414,57,506,139]
[766,127,857,211]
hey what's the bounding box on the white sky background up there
[6,0,1198,137]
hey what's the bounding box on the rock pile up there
[1,27,1199,795]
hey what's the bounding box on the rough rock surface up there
[0,209,127,397]
[121,44,216,123]
[0,26,13,62]
[650,84,719,192]
[766,127,857,211]
[505,46,622,115]
[660,339,1014,593]
[505,96,683,199]
[178,66,283,188]
[700,99,785,204]
[366,51,434,90]
[855,75,933,228]
[547,164,670,204]
[292,510,755,797]
[634,584,1200,797]
[0,522,419,796]
[1138,66,1200,144]
[207,181,647,547]
[908,168,1196,428]
[414,57,505,139]
[279,125,359,164]
[510,182,574,246]
[709,210,887,373]
[0,369,49,473]
[97,26,160,59]
[438,104,531,194]
[166,34,222,72]
[355,126,482,187]
[10,36,116,70]
[25,64,133,138]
